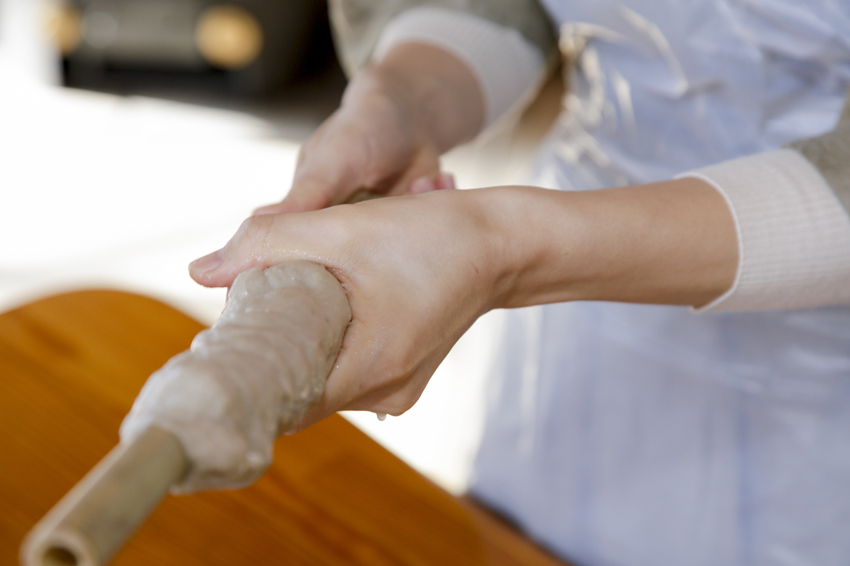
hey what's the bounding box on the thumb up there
[189,214,307,288]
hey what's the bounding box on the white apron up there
[470,2,850,565]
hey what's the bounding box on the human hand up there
[189,178,737,430]
[253,43,483,215]
[190,189,506,431]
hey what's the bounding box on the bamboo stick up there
[19,261,351,565]
[20,426,188,566]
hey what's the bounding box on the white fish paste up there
[120,261,351,493]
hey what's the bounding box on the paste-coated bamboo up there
[3,289,567,566]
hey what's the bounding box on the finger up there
[338,379,427,415]
[382,144,441,197]
[409,176,438,194]
[292,367,427,433]
[256,159,400,215]
[408,172,456,195]
[188,249,225,281]
[435,172,457,191]
[284,320,373,433]
[254,175,345,216]
[289,371,419,434]
[344,189,383,204]
[295,334,441,433]
[188,213,321,288]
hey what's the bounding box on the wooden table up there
[0,290,565,565]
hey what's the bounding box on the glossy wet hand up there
[190,189,503,431]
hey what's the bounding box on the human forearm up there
[483,179,739,310]
[200,180,738,322]
[189,180,737,422]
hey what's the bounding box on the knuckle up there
[374,364,422,416]
[379,395,417,417]
[237,215,273,244]
[226,215,277,259]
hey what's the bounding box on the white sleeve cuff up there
[679,148,850,312]
[372,6,546,129]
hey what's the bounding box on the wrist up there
[466,186,584,311]
[473,180,738,311]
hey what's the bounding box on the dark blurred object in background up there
[45,0,338,98]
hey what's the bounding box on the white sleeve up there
[372,6,547,129]
[678,148,850,312]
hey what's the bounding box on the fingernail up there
[189,250,224,272]
[410,176,434,194]
[438,173,456,191]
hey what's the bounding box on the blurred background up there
[0,0,557,494]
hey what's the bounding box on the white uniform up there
[469,2,850,565]
[327,0,850,562]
